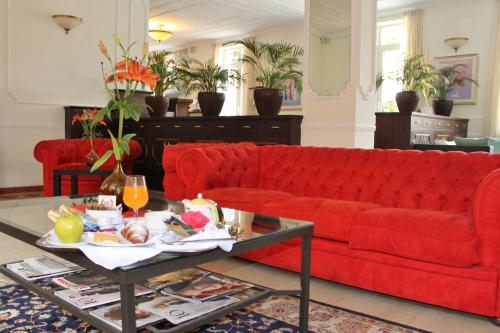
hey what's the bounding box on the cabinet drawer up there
[433,119,447,129]
[421,118,433,128]
[261,121,292,135]
[411,116,423,128]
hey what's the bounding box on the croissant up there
[121,222,149,244]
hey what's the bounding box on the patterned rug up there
[0,276,431,333]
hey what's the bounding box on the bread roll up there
[121,221,149,244]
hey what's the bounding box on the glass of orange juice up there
[123,175,149,221]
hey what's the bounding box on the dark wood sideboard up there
[374,112,469,149]
[64,106,303,190]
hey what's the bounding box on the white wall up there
[379,0,500,137]
[0,0,148,188]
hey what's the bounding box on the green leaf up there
[119,140,130,155]
[91,150,113,172]
[122,133,136,141]
[91,107,109,127]
[107,130,122,161]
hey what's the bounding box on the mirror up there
[308,0,351,96]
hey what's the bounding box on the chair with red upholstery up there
[34,138,142,196]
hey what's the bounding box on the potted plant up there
[91,35,159,201]
[377,54,434,113]
[227,38,303,116]
[71,108,106,166]
[175,58,243,117]
[429,64,478,116]
[146,50,178,117]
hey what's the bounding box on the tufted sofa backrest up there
[257,146,500,214]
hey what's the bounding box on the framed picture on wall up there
[281,80,301,109]
[434,54,478,105]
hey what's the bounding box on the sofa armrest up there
[473,167,500,267]
[176,146,259,198]
[34,139,83,166]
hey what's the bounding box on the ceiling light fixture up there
[444,37,469,53]
[52,14,83,34]
[148,24,173,43]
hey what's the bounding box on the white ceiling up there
[149,0,304,50]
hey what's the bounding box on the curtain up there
[403,9,424,57]
[241,39,255,115]
[491,8,500,137]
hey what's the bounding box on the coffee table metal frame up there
[0,195,313,333]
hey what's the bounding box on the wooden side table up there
[53,168,112,196]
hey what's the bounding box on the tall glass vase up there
[100,161,127,206]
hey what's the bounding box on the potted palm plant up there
[227,38,303,116]
[377,54,434,113]
[146,50,178,117]
[430,64,478,116]
[176,58,243,117]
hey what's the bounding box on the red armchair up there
[34,138,142,196]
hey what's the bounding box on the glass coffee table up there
[0,191,313,333]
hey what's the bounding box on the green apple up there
[54,213,84,243]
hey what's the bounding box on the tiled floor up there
[0,193,497,333]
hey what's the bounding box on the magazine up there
[145,268,210,291]
[139,295,238,325]
[52,271,115,291]
[6,255,81,281]
[54,284,152,309]
[159,274,252,302]
[90,303,163,330]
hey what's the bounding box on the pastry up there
[93,232,120,243]
[121,222,149,244]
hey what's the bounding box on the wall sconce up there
[148,24,173,43]
[444,37,469,53]
[52,14,83,34]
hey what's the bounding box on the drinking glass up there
[123,175,149,221]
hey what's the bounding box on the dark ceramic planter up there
[395,91,420,114]
[198,92,225,117]
[432,99,454,116]
[145,95,169,117]
[254,88,284,116]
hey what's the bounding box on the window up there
[217,44,244,116]
[376,19,404,112]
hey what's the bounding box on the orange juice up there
[123,185,149,210]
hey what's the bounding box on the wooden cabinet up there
[64,109,302,190]
[374,112,469,150]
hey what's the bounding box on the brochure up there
[145,268,210,291]
[90,303,163,330]
[139,295,238,325]
[54,284,151,309]
[52,271,115,291]
[6,255,81,281]
[159,274,252,302]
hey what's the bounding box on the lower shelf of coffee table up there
[0,264,297,333]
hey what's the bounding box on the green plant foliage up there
[148,50,179,96]
[225,38,303,92]
[175,58,244,94]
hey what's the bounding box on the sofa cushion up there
[263,197,380,242]
[202,187,294,213]
[349,208,479,267]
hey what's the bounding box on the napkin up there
[159,222,234,253]
[77,241,164,270]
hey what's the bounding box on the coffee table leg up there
[299,232,311,333]
[53,173,61,196]
[120,283,136,333]
[71,175,78,195]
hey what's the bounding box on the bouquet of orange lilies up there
[72,108,106,151]
[91,34,159,171]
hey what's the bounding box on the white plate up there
[86,232,156,247]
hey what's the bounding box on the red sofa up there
[34,138,142,196]
[171,145,500,318]
[162,142,255,200]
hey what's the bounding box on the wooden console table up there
[374,112,469,149]
[64,109,303,190]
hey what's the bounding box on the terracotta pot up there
[198,92,225,117]
[254,88,284,116]
[145,95,169,117]
[432,99,454,116]
[85,149,99,167]
[100,161,127,206]
[395,91,420,114]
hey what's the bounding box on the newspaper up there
[54,284,152,309]
[139,295,238,325]
[52,270,115,291]
[90,303,163,330]
[6,255,81,281]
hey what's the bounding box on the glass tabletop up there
[0,191,312,261]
